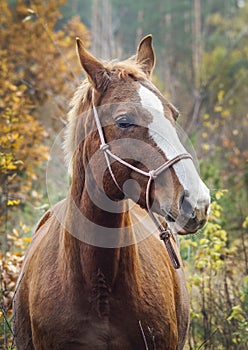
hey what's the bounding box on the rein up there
[91,89,192,269]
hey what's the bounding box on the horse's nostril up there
[179,192,195,219]
[198,219,207,228]
[205,204,210,215]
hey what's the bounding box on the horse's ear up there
[136,34,155,78]
[76,37,110,92]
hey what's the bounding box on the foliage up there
[0,0,89,246]
[0,229,30,348]
[0,1,89,348]
[198,3,248,242]
[0,47,49,252]
[181,191,248,349]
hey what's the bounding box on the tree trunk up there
[193,0,202,90]
[91,0,115,59]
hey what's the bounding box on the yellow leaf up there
[214,105,223,112]
[13,228,19,236]
[215,211,221,218]
[215,189,228,200]
[192,275,202,286]
[217,90,225,103]
[200,238,208,245]
[213,243,222,252]
[13,251,24,257]
[7,199,20,206]
[242,217,248,228]
[22,237,32,243]
[203,121,211,127]
[7,234,18,240]
[221,109,230,117]
[6,163,17,170]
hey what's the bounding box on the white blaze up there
[138,84,210,211]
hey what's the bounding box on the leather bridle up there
[91,89,193,269]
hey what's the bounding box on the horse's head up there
[71,35,210,235]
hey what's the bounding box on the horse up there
[13,35,210,350]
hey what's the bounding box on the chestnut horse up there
[13,35,210,349]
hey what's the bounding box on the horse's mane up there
[63,58,147,173]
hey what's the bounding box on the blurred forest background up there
[0,0,247,349]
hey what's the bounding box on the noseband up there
[91,89,192,269]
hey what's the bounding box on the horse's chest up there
[33,290,177,350]
[29,264,184,350]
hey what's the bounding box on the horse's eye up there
[115,115,135,129]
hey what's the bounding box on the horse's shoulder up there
[33,199,66,238]
[34,210,53,234]
[19,200,67,276]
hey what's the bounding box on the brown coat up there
[13,199,189,350]
[13,34,210,350]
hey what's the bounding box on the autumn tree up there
[0,1,89,346]
[0,0,89,247]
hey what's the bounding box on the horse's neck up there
[64,179,139,290]
[79,239,138,290]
